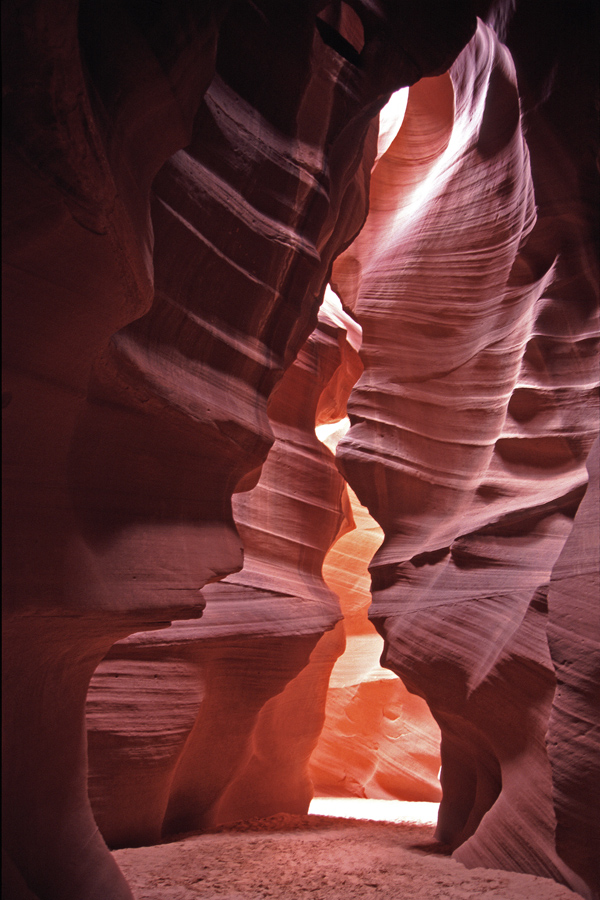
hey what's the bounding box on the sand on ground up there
[113,813,577,899]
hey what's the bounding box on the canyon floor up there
[114,805,576,900]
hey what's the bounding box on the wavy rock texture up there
[309,429,442,802]
[3,2,477,897]
[334,18,599,900]
[87,293,358,845]
[203,295,366,827]
[499,5,600,895]
[545,437,600,893]
[3,6,224,897]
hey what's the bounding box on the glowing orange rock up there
[309,479,442,803]
[86,293,360,843]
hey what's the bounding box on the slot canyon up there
[2,2,598,899]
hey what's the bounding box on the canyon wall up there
[86,293,357,845]
[2,2,477,898]
[3,3,598,900]
[309,427,443,803]
[334,13,599,900]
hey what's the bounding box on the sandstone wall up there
[4,4,598,900]
[86,294,358,845]
[309,427,443,803]
[3,4,477,897]
[334,17,599,899]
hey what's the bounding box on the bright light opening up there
[309,797,439,825]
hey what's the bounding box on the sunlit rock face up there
[86,293,358,845]
[309,429,442,803]
[6,3,597,900]
[3,1,478,897]
[334,17,599,900]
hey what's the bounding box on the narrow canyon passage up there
[310,416,443,806]
[3,3,598,900]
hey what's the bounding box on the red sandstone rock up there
[499,6,600,894]
[10,5,596,900]
[309,471,442,803]
[208,299,363,826]
[87,293,359,844]
[334,18,599,899]
[211,623,347,826]
[546,438,600,893]
[3,7,222,895]
[3,3,476,897]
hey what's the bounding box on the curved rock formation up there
[334,17,599,900]
[498,5,600,893]
[546,438,600,892]
[8,3,598,900]
[3,2,477,897]
[86,292,358,844]
[3,5,224,896]
[309,433,442,803]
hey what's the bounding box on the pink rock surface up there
[3,6,220,896]
[3,3,476,897]
[334,18,599,899]
[87,294,358,844]
[7,4,598,900]
[546,438,600,892]
[501,5,600,893]
[209,299,362,826]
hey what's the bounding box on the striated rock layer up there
[3,2,477,897]
[86,293,358,845]
[546,437,600,892]
[3,6,225,897]
[203,295,363,828]
[334,17,599,900]
[500,5,600,894]
[8,3,598,899]
[309,429,442,803]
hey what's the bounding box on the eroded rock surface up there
[334,18,599,900]
[4,3,598,900]
[3,2,477,897]
[546,438,600,893]
[309,446,442,804]
[86,293,358,844]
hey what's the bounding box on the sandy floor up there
[114,813,576,900]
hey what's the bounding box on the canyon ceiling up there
[2,2,599,900]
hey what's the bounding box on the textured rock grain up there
[546,438,600,893]
[334,18,599,898]
[87,294,360,844]
[309,478,442,803]
[3,3,476,897]
[5,4,598,900]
